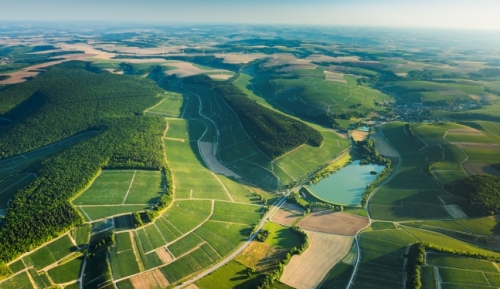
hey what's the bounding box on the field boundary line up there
[163,200,215,249]
[210,172,234,202]
[180,95,189,118]
[129,231,145,271]
[122,170,137,204]
[443,130,469,176]
[175,198,262,207]
[0,173,35,195]
[164,137,185,142]
[154,223,169,245]
[78,207,92,222]
[144,97,167,114]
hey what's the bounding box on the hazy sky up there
[2,0,499,30]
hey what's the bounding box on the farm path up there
[121,170,137,204]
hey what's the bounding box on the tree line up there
[0,61,170,262]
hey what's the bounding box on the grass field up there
[195,221,249,256]
[195,260,263,289]
[427,253,499,273]
[211,201,263,225]
[421,265,438,289]
[23,234,75,270]
[262,222,303,249]
[168,232,205,257]
[47,256,84,284]
[0,271,34,289]
[73,170,163,205]
[7,259,24,274]
[78,205,149,221]
[109,232,141,280]
[145,91,185,117]
[71,224,91,247]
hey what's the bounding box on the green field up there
[439,267,490,286]
[427,253,499,273]
[211,201,263,225]
[195,260,263,289]
[145,91,185,117]
[168,233,205,257]
[47,257,83,284]
[22,234,75,270]
[78,205,149,222]
[0,271,34,289]
[73,170,163,205]
[195,221,249,256]
[109,232,141,279]
[262,222,304,249]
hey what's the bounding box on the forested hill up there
[444,174,500,216]
[184,74,324,159]
[0,61,162,159]
[0,61,168,262]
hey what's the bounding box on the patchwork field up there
[280,231,353,289]
[297,210,369,236]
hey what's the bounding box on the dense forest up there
[444,174,500,216]
[0,61,163,158]
[0,61,168,262]
[184,75,324,159]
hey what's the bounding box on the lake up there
[307,160,385,206]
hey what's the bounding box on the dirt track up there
[297,210,369,236]
[280,230,353,289]
[198,141,240,179]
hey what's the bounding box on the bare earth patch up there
[130,269,170,289]
[280,230,353,289]
[370,130,399,157]
[207,74,232,80]
[443,205,468,219]
[213,53,267,64]
[184,284,200,289]
[351,130,369,142]
[156,247,173,264]
[463,162,500,176]
[198,141,240,179]
[272,209,302,226]
[164,61,230,78]
[297,210,369,236]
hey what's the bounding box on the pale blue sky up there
[1,0,499,30]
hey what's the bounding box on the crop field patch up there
[23,235,75,270]
[297,210,369,236]
[145,92,184,117]
[235,240,274,269]
[0,271,34,289]
[195,221,248,256]
[113,215,135,232]
[211,201,262,225]
[162,200,212,233]
[73,170,135,205]
[271,208,302,226]
[78,204,149,221]
[438,267,490,286]
[194,260,263,289]
[110,232,141,279]
[427,253,499,273]
[446,133,493,143]
[215,175,258,204]
[281,231,353,289]
[129,269,170,289]
[156,247,173,264]
[47,257,83,284]
[168,233,205,257]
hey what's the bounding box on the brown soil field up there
[198,141,240,179]
[370,130,399,157]
[280,231,353,289]
[236,241,273,268]
[297,210,369,236]
[184,284,199,289]
[351,130,369,142]
[463,162,500,176]
[454,142,500,150]
[156,247,173,264]
[130,269,170,289]
[271,209,301,226]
